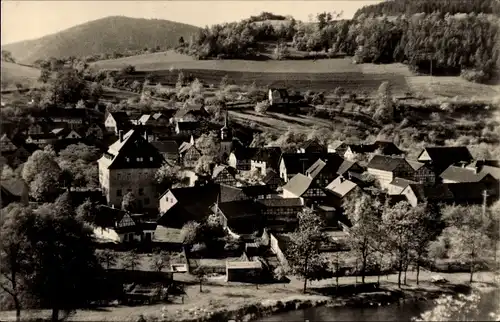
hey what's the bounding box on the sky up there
[1,0,381,45]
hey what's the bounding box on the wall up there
[401,187,418,207]
[228,154,238,168]
[159,191,177,213]
[251,160,267,175]
[366,168,393,189]
[107,167,158,209]
[282,189,299,199]
[387,184,405,195]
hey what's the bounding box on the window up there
[117,189,122,197]
[150,157,153,161]
[144,198,150,205]
[138,188,144,196]
[137,157,143,162]
[126,157,130,162]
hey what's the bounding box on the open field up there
[406,76,500,100]
[0,62,42,91]
[0,270,495,322]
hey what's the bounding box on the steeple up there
[221,108,232,141]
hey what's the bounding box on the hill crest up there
[2,16,200,64]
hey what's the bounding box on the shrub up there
[255,101,270,114]
[460,68,489,83]
[120,65,136,75]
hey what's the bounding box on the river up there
[257,288,500,322]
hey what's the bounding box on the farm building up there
[225,260,263,282]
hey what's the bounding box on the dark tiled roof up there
[150,141,179,154]
[407,184,455,203]
[367,155,408,172]
[269,88,289,98]
[257,198,303,207]
[176,121,200,131]
[325,178,358,198]
[240,185,276,197]
[346,141,403,156]
[99,130,164,169]
[232,147,259,160]
[282,173,312,196]
[215,200,263,219]
[263,169,281,183]
[418,146,473,165]
[279,152,328,175]
[306,154,344,179]
[94,205,129,228]
[389,177,417,188]
[219,184,249,203]
[406,159,426,171]
[109,112,131,124]
[298,139,324,151]
[337,160,364,175]
[440,165,497,183]
[174,104,207,119]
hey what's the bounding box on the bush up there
[255,101,270,114]
[460,68,489,84]
[120,65,136,75]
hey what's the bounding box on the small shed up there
[225,260,263,282]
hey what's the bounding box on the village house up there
[211,200,265,234]
[305,154,345,187]
[85,123,104,140]
[250,147,282,175]
[278,152,330,182]
[440,162,500,183]
[387,177,417,195]
[257,197,303,232]
[104,112,132,134]
[400,182,499,207]
[282,173,327,206]
[333,141,404,161]
[268,88,289,106]
[336,159,365,177]
[417,146,473,175]
[157,184,221,228]
[175,121,200,136]
[406,159,436,184]
[47,107,102,129]
[366,155,416,189]
[51,127,82,140]
[25,133,57,146]
[0,134,30,167]
[97,130,164,210]
[261,169,283,190]
[150,141,180,164]
[92,205,157,244]
[212,165,238,186]
[296,140,327,154]
[179,141,202,168]
[171,103,209,123]
[324,176,360,209]
[229,147,258,171]
[219,111,234,160]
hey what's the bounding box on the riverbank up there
[0,271,496,322]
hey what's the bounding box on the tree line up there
[286,194,499,293]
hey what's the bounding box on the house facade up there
[179,142,202,168]
[212,165,238,186]
[258,198,303,232]
[366,155,415,189]
[98,130,163,210]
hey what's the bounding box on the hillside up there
[0,62,41,90]
[2,16,200,64]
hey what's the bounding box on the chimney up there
[340,176,345,183]
[119,130,124,142]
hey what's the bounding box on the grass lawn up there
[405,76,500,100]
[1,62,42,91]
[0,270,495,322]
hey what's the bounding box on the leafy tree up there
[121,192,138,212]
[97,250,117,270]
[180,221,202,245]
[286,209,330,293]
[22,150,61,184]
[88,82,103,103]
[254,101,270,114]
[38,68,51,84]
[29,171,62,202]
[342,191,382,284]
[76,198,98,224]
[0,204,34,321]
[46,69,89,106]
[191,266,208,292]
[195,155,215,176]
[120,65,136,75]
[150,251,171,272]
[333,87,346,98]
[24,203,101,322]
[122,251,141,271]
[382,201,418,287]
[155,162,183,192]
[373,81,393,124]
[1,50,16,63]
[273,42,290,60]
[415,291,482,322]
[176,71,185,89]
[195,132,220,158]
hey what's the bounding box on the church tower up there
[220,109,233,159]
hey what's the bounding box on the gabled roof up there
[269,88,289,98]
[219,184,249,203]
[0,134,17,152]
[279,152,328,175]
[367,155,409,172]
[138,114,152,125]
[263,169,280,184]
[174,104,206,119]
[417,146,473,164]
[232,147,259,160]
[150,141,179,154]
[389,177,417,188]
[345,141,404,156]
[337,160,363,175]
[282,173,312,197]
[99,129,163,169]
[467,160,500,169]
[406,184,455,203]
[305,154,344,179]
[213,200,263,219]
[176,121,200,131]
[212,165,237,179]
[406,159,426,171]
[298,139,324,151]
[108,112,130,124]
[239,185,276,197]
[440,165,500,182]
[325,177,357,198]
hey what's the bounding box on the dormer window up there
[137,157,143,162]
